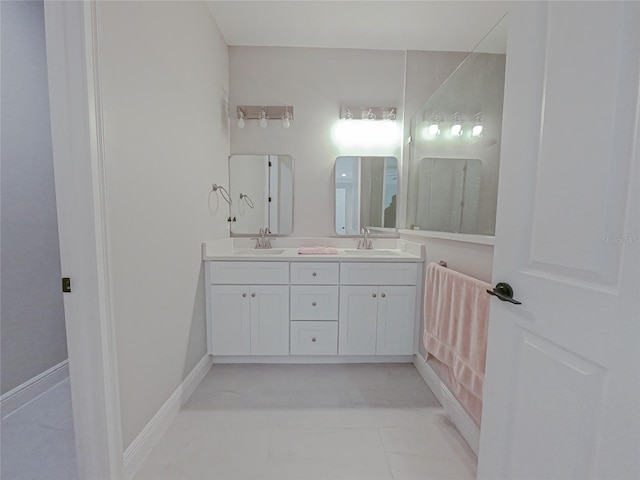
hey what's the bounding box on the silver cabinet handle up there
[242,293,247,298]
[372,293,377,298]
[312,272,317,277]
[312,301,317,306]
[311,337,317,342]
[251,293,256,298]
[381,293,386,298]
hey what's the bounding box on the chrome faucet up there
[357,227,373,250]
[253,227,272,249]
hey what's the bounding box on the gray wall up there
[1,0,67,395]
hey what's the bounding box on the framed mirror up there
[335,156,398,235]
[229,154,293,235]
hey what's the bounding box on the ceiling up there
[207,1,509,54]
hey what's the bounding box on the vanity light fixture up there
[235,106,294,129]
[340,106,398,121]
[471,112,483,137]
[450,112,464,137]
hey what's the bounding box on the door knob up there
[251,293,256,298]
[372,293,377,298]
[487,282,522,305]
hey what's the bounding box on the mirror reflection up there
[335,156,398,235]
[406,16,506,236]
[229,154,293,235]
[414,158,482,233]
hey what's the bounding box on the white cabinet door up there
[376,286,416,355]
[338,286,378,355]
[210,285,250,355]
[250,285,289,355]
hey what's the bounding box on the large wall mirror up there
[406,16,506,236]
[229,154,293,235]
[335,156,398,235]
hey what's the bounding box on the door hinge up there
[62,277,71,293]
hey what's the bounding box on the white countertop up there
[202,238,424,263]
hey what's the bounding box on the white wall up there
[0,0,67,394]
[229,46,406,237]
[96,1,230,448]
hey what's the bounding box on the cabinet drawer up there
[290,321,338,355]
[209,261,289,285]
[290,286,339,320]
[340,262,418,285]
[290,262,339,285]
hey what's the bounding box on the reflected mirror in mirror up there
[406,15,506,236]
[335,156,398,235]
[229,154,293,235]
[416,158,482,234]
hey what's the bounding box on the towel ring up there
[239,193,255,209]
[211,183,231,205]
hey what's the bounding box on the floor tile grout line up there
[377,427,397,480]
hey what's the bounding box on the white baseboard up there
[412,355,480,456]
[1,360,69,419]
[123,355,213,480]
[212,355,414,364]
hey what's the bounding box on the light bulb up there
[259,109,268,128]
[471,113,483,137]
[282,110,291,128]
[451,113,463,137]
[237,117,245,129]
[427,123,440,136]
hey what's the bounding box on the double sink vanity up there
[203,239,424,362]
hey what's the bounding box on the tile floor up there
[0,379,78,480]
[135,363,477,480]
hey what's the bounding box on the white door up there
[376,286,416,355]
[210,285,251,355]
[339,286,378,355]
[250,285,289,355]
[478,3,640,480]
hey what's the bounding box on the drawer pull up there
[312,272,317,277]
[372,293,377,298]
[251,293,256,298]
[312,301,317,306]
[242,293,247,298]
[381,293,386,298]
[311,337,317,342]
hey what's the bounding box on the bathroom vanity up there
[202,240,424,362]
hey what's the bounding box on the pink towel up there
[423,262,491,423]
[297,246,338,255]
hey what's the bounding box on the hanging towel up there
[423,262,491,422]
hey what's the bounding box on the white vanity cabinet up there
[339,263,418,356]
[208,262,289,356]
[205,255,422,360]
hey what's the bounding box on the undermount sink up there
[233,248,285,255]
[343,249,401,256]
